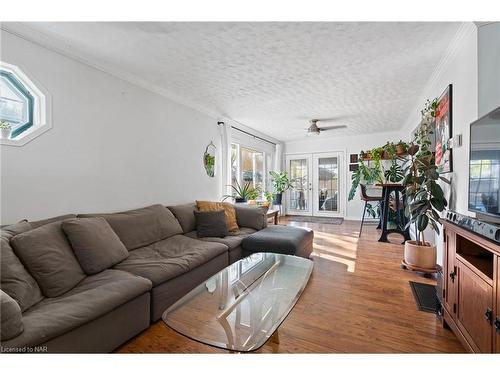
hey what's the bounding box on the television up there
[468,106,500,218]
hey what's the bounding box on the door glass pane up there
[317,157,338,212]
[289,159,309,211]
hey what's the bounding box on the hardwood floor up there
[117,219,465,353]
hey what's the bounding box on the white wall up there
[0,31,222,224]
[285,130,403,220]
[401,23,478,218]
[478,22,500,116]
[400,23,478,265]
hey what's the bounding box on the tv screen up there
[469,106,500,217]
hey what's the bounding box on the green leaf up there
[417,214,429,232]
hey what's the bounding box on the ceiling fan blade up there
[318,125,348,131]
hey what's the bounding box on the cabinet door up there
[496,256,500,353]
[457,260,493,353]
[444,229,457,316]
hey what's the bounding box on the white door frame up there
[285,150,346,218]
[285,154,313,216]
[312,151,345,217]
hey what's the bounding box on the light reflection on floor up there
[287,220,362,273]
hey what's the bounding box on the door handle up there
[449,268,456,283]
[485,308,493,324]
[494,317,500,334]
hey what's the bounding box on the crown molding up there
[400,22,477,134]
[1,22,283,143]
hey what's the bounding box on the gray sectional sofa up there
[1,202,313,353]
[0,203,272,353]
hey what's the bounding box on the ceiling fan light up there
[307,129,320,136]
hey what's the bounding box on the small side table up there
[376,183,411,243]
[266,208,279,225]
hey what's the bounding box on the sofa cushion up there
[29,214,77,229]
[79,204,183,251]
[234,204,268,230]
[1,269,152,349]
[167,203,197,233]
[11,222,86,298]
[1,290,24,341]
[113,235,228,286]
[241,225,314,259]
[196,201,238,232]
[194,210,228,238]
[0,223,44,312]
[184,227,257,250]
[62,218,129,275]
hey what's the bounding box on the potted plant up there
[264,191,274,204]
[383,142,397,160]
[222,180,258,203]
[269,171,292,205]
[396,140,408,155]
[0,121,12,139]
[403,98,448,271]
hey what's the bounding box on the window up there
[1,70,34,138]
[0,62,51,146]
[231,143,266,196]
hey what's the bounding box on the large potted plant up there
[269,171,292,205]
[403,99,448,271]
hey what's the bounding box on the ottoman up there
[241,225,314,259]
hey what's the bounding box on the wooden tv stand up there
[442,220,500,352]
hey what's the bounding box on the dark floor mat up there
[409,281,440,314]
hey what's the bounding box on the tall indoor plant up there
[403,99,449,270]
[269,171,292,205]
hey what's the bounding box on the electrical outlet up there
[448,134,462,149]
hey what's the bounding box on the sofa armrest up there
[1,289,24,341]
[234,205,268,231]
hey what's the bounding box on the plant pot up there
[404,240,437,270]
[396,144,406,155]
[1,128,12,139]
[273,193,283,205]
[235,197,247,203]
[408,144,420,156]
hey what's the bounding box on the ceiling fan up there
[306,119,347,136]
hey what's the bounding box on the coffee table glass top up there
[162,253,313,352]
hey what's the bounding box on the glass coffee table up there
[162,253,313,352]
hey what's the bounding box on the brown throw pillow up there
[62,218,129,275]
[196,201,239,232]
[11,221,86,298]
[194,210,229,238]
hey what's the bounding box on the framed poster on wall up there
[435,84,453,173]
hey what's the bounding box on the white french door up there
[286,152,344,217]
[312,152,344,217]
[286,154,313,216]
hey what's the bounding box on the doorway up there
[285,152,344,217]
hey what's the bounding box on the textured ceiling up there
[3,22,463,141]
